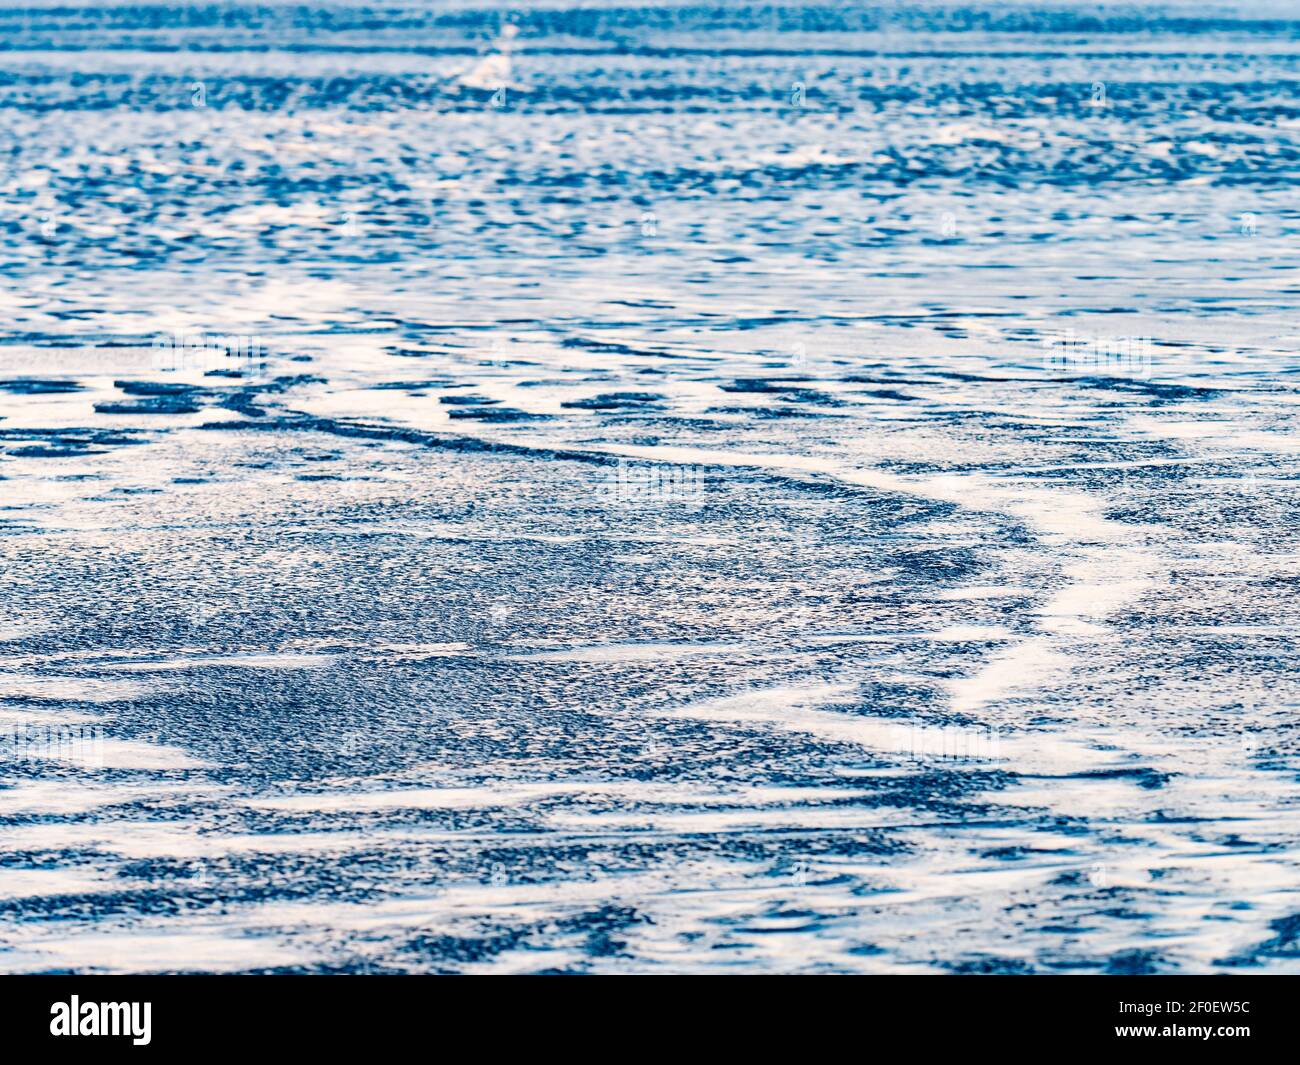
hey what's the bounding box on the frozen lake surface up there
[2,0,1300,972]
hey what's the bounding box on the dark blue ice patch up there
[438,394,500,405]
[1,426,150,456]
[95,395,204,415]
[0,379,84,394]
[446,407,551,422]
[113,380,209,397]
[560,392,666,410]
[1071,376,1224,401]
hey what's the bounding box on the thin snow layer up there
[2,1,1300,974]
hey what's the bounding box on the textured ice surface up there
[2,0,1300,973]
